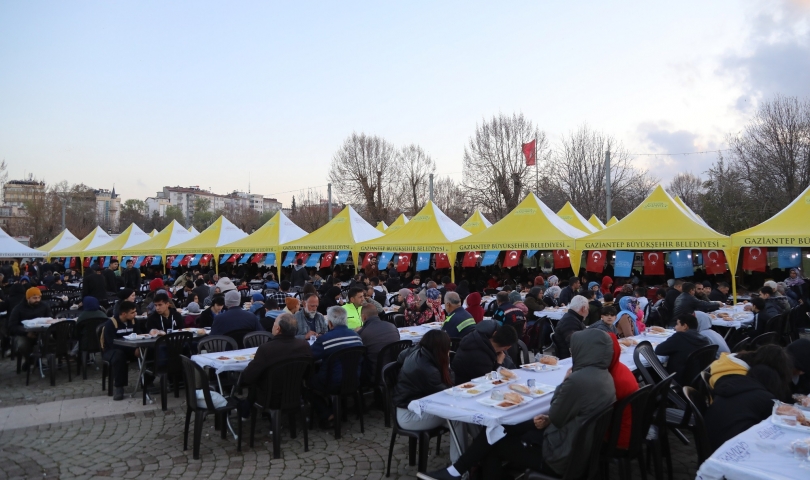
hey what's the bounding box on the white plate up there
[508,383,555,398]
[444,386,491,398]
[770,414,810,434]
[471,376,515,388]
[476,394,532,410]
[520,363,561,372]
[213,356,237,364]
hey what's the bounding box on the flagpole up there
[534,135,538,195]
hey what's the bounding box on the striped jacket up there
[311,325,364,387]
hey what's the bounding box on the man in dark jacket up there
[9,287,53,359]
[451,322,518,384]
[240,313,312,389]
[358,304,400,381]
[750,296,780,337]
[672,282,722,319]
[442,292,476,339]
[122,259,142,290]
[558,277,580,306]
[82,266,108,305]
[102,260,120,292]
[192,278,211,307]
[787,338,810,395]
[491,291,526,328]
[210,290,265,336]
[654,314,710,385]
[100,300,139,400]
[664,280,683,314]
[289,259,310,289]
[708,282,729,303]
[144,292,185,332]
[554,295,589,359]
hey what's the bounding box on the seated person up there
[492,291,526,328]
[295,293,328,340]
[144,292,185,333]
[787,339,810,395]
[262,298,283,331]
[614,296,639,338]
[248,292,265,318]
[100,301,139,400]
[358,302,400,381]
[364,285,385,316]
[582,289,602,326]
[210,290,265,336]
[309,306,364,426]
[77,296,109,323]
[196,294,224,328]
[654,314,709,385]
[421,329,616,480]
[442,292,476,339]
[555,295,589,359]
[451,323,518,385]
[8,288,53,367]
[464,292,485,323]
[695,311,730,357]
[184,302,202,327]
[749,295,779,338]
[589,305,618,335]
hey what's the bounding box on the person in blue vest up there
[442,292,476,339]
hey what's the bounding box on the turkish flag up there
[643,251,665,276]
[98,257,105,267]
[362,252,377,268]
[70,257,77,269]
[553,250,571,269]
[703,250,727,275]
[249,254,263,264]
[83,257,91,268]
[295,252,310,264]
[586,250,607,273]
[397,253,412,272]
[166,255,176,266]
[522,140,536,166]
[200,254,212,265]
[503,250,522,268]
[321,251,335,268]
[141,256,152,267]
[179,254,194,267]
[462,251,479,267]
[435,253,451,269]
[743,247,767,272]
[225,254,238,263]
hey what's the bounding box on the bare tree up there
[397,144,435,215]
[550,124,657,219]
[329,133,399,222]
[700,154,752,235]
[432,176,468,224]
[667,172,704,215]
[288,188,331,232]
[462,113,549,218]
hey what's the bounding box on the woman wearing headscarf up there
[418,288,445,325]
[785,268,806,301]
[544,286,561,307]
[600,276,613,296]
[547,275,559,288]
[465,292,485,323]
[404,290,422,326]
[614,296,639,338]
[588,281,604,301]
[508,290,522,305]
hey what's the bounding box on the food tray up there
[443,384,492,397]
[520,362,561,372]
[476,394,532,410]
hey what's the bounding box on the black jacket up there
[705,371,776,451]
[240,335,312,387]
[672,292,720,319]
[752,301,781,337]
[289,265,310,288]
[102,268,119,292]
[393,345,453,409]
[442,308,476,339]
[145,309,185,332]
[664,289,680,314]
[100,316,137,352]
[555,309,585,359]
[196,307,216,328]
[9,301,53,336]
[654,329,709,385]
[358,316,401,379]
[708,289,727,303]
[122,267,142,290]
[82,273,108,303]
[558,286,575,306]
[451,323,516,385]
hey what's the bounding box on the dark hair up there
[702,280,712,288]
[738,344,793,400]
[492,324,519,348]
[370,276,380,285]
[569,276,579,285]
[656,288,666,298]
[419,330,452,386]
[211,294,225,307]
[195,278,205,287]
[582,289,594,300]
[302,284,317,296]
[184,281,194,289]
[717,282,729,289]
[347,287,364,299]
[634,287,646,296]
[603,293,614,302]
[126,259,134,264]
[673,279,684,287]
[441,276,450,284]
[296,258,303,265]
[601,306,617,316]
[279,280,291,291]
[759,286,774,295]
[676,314,698,330]
[496,291,510,304]
[153,292,170,304]
[751,297,766,310]
[682,282,696,294]
[265,297,278,309]
[119,301,137,313]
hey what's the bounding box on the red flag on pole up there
[702,250,727,275]
[522,140,536,166]
[141,256,151,267]
[83,257,91,268]
[643,251,665,275]
[396,253,412,272]
[70,257,77,269]
[503,250,522,268]
[743,247,767,272]
[435,253,451,269]
[166,255,176,266]
[200,254,212,265]
[553,250,571,269]
[362,252,377,269]
[179,254,194,267]
[249,254,263,264]
[586,250,607,273]
[295,252,309,264]
[321,252,335,268]
[462,251,479,267]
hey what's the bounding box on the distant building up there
[94,187,121,230]
[0,205,22,230]
[148,186,283,223]
[3,179,46,208]
[263,197,282,214]
[145,196,171,217]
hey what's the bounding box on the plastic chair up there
[382,362,446,476]
[510,339,531,366]
[248,357,313,458]
[603,385,653,480]
[645,373,677,480]
[148,331,193,410]
[27,321,76,387]
[97,324,113,396]
[196,335,237,354]
[370,340,413,427]
[225,328,252,349]
[391,314,406,328]
[243,331,273,348]
[750,331,779,348]
[524,402,615,480]
[731,336,751,353]
[682,386,713,465]
[314,346,367,439]
[75,317,107,379]
[179,356,242,459]
[680,344,718,389]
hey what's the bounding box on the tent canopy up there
[219,211,307,254]
[121,220,197,256]
[51,227,114,258]
[606,216,618,226]
[731,183,810,248]
[84,223,152,257]
[189,226,200,235]
[0,228,46,257]
[575,185,731,251]
[557,202,598,234]
[281,206,383,252]
[165,216,248,255]
[359,201,469,253]
[37,229,80,253]
[588,214,606,231]
[376,221,388,232]
[384,214,409,235]
[149,229,158,237]
[461,210,493,235]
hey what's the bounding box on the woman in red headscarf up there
[607,332,639,449]
[465,291,485,323]
[601,276,613,296]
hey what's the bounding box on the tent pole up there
[450,251,455,283]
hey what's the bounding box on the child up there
[589,305,618,335]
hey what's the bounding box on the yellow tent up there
[454,194,588,274]
[165,216,248,256]
[120,220,197,257]
[188,226,200,236]
[38,229,80,254]
[606,216,618,226]
[376,221,388,232]
[557,202,599,234]
[51,227,114,259]
[461,210,492,235]
[588,214,606,230]
[360,201,470,254]
[84,223,152,259]
[149,229,158,237]
[219,211,308,266]
[281,206,383,268]
[384,214,409,235]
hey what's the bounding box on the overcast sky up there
[1,0,808,206]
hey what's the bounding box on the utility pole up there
[376,170,383,220]
[327,183,333,220]
[429,173,434,202]
[512,173,520,205]
[605,149,612,220]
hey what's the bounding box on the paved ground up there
[0,354,700,479]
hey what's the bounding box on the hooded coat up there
[451,321,516,384]
[787,339,810,395]
[392,345,453,408]
[542,329,616,476]
[464,292,485,323]
[290,264,310,288]
[695,311,730,357]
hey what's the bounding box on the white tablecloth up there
[534,308,566,320]
[398,324,440,343]
[191,347,258,375]
[711,305,755,330]
[697,417,810,480]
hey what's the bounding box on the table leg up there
[445,419,462,460]
[213,370,238,440]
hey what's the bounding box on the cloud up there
[636,122,720,183]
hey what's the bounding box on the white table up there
[534,308,566,321]
[397,324,440,343]
[710,305,755,330]
[191,347,258,375]
[697,417,810,480]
